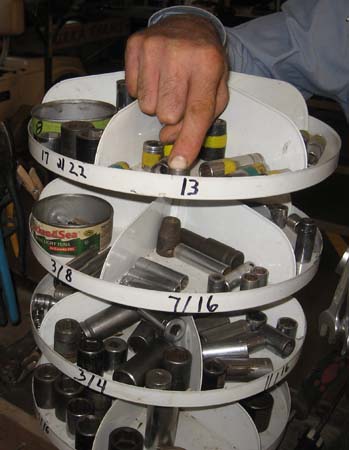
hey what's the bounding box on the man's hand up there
[125,14,229,170]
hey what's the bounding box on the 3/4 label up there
[73,368,108,394]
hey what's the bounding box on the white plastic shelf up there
[32,275,305,408]
[28,72,340,201]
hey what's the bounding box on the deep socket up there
[120,275,173,291]
[113,339,171,386]
[128,321,157,353]
[77,338,105,375]
[295,218,317,264]
[246,310,268,331]
[75,414,101,450]
[224,262,255,291]
[103,337,128,372]
[126,267,180,292]
[234,332,267,353]
[163,346,192,391]
[202,358,226,390]
[76,128,103,164]
[200,319,250,344]
[54,374,85,422]
[109,427,144,450]
[207,273,227,293]
[157,216,181,257]
[174,243,231,275]
[80,305,140,340]
[202,340,249,359]
[240,391,274,432]
[145,369,179,449]
[32,293,58,311]
[33,363,61,409]
[67,397,94,438]
[194,316,230,334]
[277,317,298,339]
[135,258,189,290]
[224,358,273,381]
[54,318,81,362]
[60,121,93,159]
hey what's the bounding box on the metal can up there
[31,99,116,137]
[31,194,113,257]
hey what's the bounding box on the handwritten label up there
[39,416,50,435]
[180,178,199,196]
[73,368,108,394]
[51,258,73,284]
[169,294,218,313]
[264,363,290,390]
[40,148,87,180]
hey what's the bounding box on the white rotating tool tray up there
[28,72,341,200]
[32,274,305,408]
[30,178,322,313]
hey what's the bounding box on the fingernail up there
[169,155,188,170]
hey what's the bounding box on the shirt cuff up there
[148,6,226,46]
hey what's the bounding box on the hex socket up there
[224,262,255,290]
[67,397,95,437]
[33,363,61,409]
[240,273,260,290]
[174,243,230,275]
[207,272,227,293]
[202,340,249,360]
[262,324,295,358]
[104,337,128,372]
[113,339,171,386]
[295,218,317,263]
[163,346,192,391]
[180,229,244,269]
[85,390,112,420]
[200,319,250,344]
[128,321,157,353]
[286,213,302,232]
[234,332,267,353]
[157,216,181,257]
[240,392,274,432]
[246,310,268,331]
[54,374,85,422]
[202,358,226,390]
[277,317,298,339]
[251,266,269,287]
[54,318,81,362]
[135,257,189,290]
[268,204,288,228]
[60,121,93,159]
[126,267,180,292]
[80,305,140,340]
[77,338,105,375]
[75,414,101,450]
[76,128,103,164]
[224,358,273,381]
[109,427,144,450]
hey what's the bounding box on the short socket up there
[85,390,112,420]
[251,266,269,287]
[224,262,255,291]
[33,363,61,409]
[240,392,274,432]
[128,321,157,353]
[207,273,227,293]
[268,204,289,229]
[109,427,144,450]
[67,397,95,437]
[157,216,182,257]
[77,338,105,375]
[54,374,85,422]
[202,358,226,390]
[163,346,192,391]
[286,213,303,232]
[75,414,101,450]
[246,310,268,331]
[277,317,298,339]
[224,358,274,382]
[240,273,260,290]
[103,337,128,372]
[54,318,81,362]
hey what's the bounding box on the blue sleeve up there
[227,0,349,120]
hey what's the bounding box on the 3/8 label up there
[50,259,73,284]
[73,368,108,394]
[169,294,218,313]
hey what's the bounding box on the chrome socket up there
[224,262,255,291]
[202,358,226,390]
[200,319,250,344]
[224,358,273,381]
[268,204,288,228]
[246,310,268,331]
[174,243,231,275]
[135,258,189,290]
[163,346,192,391]
[240,272,260,290]
[251,266,269,287]
[295,218,317,264]
[207,272,227,293]
[277,317,298,339]
[202,340,249,360]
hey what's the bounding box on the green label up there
[31,118,111,137]
[35,234,100,256]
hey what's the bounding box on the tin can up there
[31,100,116,137]
[31,194,113,257]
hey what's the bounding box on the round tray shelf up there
[32,275,306,408]
[30,178,322,314]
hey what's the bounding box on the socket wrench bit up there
[180,228,244,269]
[157,216,181,257]
[163,346,192,391]
[145,369,179,449]
[126,267,180,292]
[202,340,249,359]
[240,273,260,290]
[135,258,189,290]
[202,358,226,390]
[137,309,186,343]
[128,321,157,353]
[116,79,133,111]
[113,339,171,386]
[223,358,273,381]
[32,293,58,311]
[67,397,94,438]
[277,317,298,339]
[207,273,227,293]
[224,262,255,291]
[33,363,61,409]
[54,318,82,362]
[54,374,85,422]
[60,121,93,159]
[85,390,112,420]
[246,310,268,331]
[307,134,326,165]
[286,213,302,232]
[80,305,140,340]
[240,392,274,432]
[53,284,77,300]
[295,218,317,264]
[261,324,295,358]
[109,427,144,450]
[77,338,105,375]
[268,204,289,228]
[174,243,231,275]
[103,337,128,372]
[251,266,269,287]
[194,316,230,334]
[200,319,250,344]
[75,414,101,450]
[76,128,103,164]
